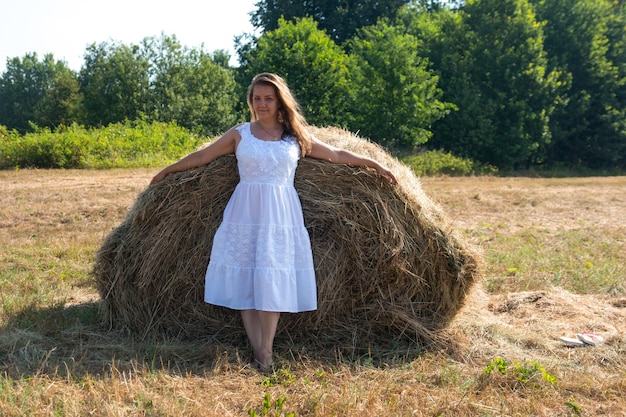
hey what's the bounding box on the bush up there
[0,121,206,169]
[401,150,497,176]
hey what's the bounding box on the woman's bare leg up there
[257,311,280,367]
[240,309,280,371]
[241,309,262,357]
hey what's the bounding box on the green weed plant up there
[483,357,557,388]
[248,393,295,417]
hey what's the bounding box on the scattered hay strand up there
[93,126,482,346]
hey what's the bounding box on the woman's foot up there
[252,352,275,374]
[251,358,275,374]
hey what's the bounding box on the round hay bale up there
[93,126,482,345]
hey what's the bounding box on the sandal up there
[577,332,604,346]
[560,336,585,347]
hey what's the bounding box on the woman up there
[151,72,397,373]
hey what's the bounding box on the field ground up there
[1,169,625,416]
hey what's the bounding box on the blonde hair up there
[247,72,312,156]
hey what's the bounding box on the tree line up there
[1,0,624,171]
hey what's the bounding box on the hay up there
[93,126,482,346]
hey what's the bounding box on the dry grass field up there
[1,169,625,416]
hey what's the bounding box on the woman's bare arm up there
[150,126,240,185]
[307,137,398,185]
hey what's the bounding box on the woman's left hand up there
[377,166,398,185]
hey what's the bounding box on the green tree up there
[412,0,563,169]
[0,53,82,132]
[239,17,354,128]
[211,50,232,69]
[79,36,239,135]
[79,41,150,127]
[141,34,239,136]
[37,65,83,128]
[348,20,450,148]
[532,0,626,169]
[251,0,409,44]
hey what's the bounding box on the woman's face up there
[252,84,280,122]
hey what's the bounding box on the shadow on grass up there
[0,301,245,379]
[0,301,427,380]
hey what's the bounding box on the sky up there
[0,0,259,72]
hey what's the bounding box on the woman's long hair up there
[247,73,312,156]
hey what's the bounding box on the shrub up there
[0,121,206,169]
[400,150,497,176]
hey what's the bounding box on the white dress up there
[204,123,317,312]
